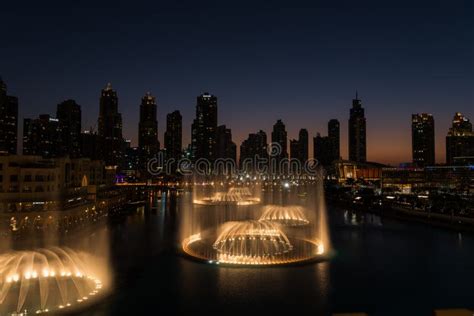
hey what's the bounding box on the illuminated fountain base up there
[0,247,106,315]
[182,220,326,266]
[193,187,260,206]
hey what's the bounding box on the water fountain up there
[181,175,332,266]
[259,205,310,226]
[193,184,261,206]
[0,247,108,315]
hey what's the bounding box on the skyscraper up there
[240,130,267,172]
[313,133,333,166]
[57,99,81,158]
[80,130,102,161]
[216,125,236,162]
[446,112,474,165]
[98,83,123,166]
[298,128,308,163]
[271,120,288,174]
[348,93,366,162]
[23,114,62,158]
[328,119,340,161]
[138,92,159,173]
[164,110,183,167]
[191,92,218,161]
[412,113,435,167]
[0,78,18,154]
[290,129,308,165]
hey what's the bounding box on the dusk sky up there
[1,0,472,165]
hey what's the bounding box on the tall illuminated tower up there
[412,113,435,167]
[446,112,474,165]
[191,92,218,161]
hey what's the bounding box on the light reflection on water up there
[11,188,472,316]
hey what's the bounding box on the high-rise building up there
[164,110,183,167]
[313,133,333,166]
[348,93,366,162]
[80,130,102,161]
[446,112,474,165]
[290,139,301,162]
[240,130,267,171]
[98,83,123,166]
[216,125,236,162]
[298,128,309,163]
[328,119,340,161]
[271,119,288,174]
[314,120,340,167]
[290,129,308,165]
[412,113,435,167]
[191,92,218,161]
[23,114,62,158]
[57,99,81,158]
[0,78,18,154]
[138,92,159,173]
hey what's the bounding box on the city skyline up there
[4,78,473,165]
[1,0,472,165]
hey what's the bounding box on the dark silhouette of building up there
[446,112,474,165]
[80,130,102,161]
[240,130,267,171]
[57,99,81,158]
[191,92,218,161]
[348,93,366,162]
[313,133,333,166]
[0,78,18,154]
[98,83,123,166]
[290,128,308,165]
[328,119,340,161]
[164,110,183,171]
[217,125,236,161]
[138,92,159,174]
[412,113,435,167]
[23,114,62,158]
[271,120,288,174]
[314,119,340,168]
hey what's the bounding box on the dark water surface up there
[70,192,474,316]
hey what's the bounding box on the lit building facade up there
[411,113,435,167]
[0,78,18,155]
[23,114,62,158]
[0,155,105,213]
[446,112,474,165]
[191,92,218,161]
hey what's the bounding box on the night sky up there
[1,0,472,164]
